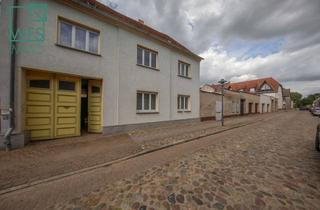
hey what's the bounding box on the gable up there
[261,83,272,91]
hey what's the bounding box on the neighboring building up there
[200,85,263,121]
[0,0,202,147]
[224,77,283,110]
[282,88,292,109]
[259,94,274,113]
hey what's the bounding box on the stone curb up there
[0,118,265,196]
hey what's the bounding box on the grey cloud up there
[104,0,320,95]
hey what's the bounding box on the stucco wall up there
[263,86,283,110]
[259,94,272,113]
[239,91,260,114]
[200,88,264,120]
[0,0,200,135]
[200,90,241,119]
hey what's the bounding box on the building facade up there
[200,85,267,121]
[0,0,202,147]
[224,77,283,110]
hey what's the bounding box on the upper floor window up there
[177,95,191,111]
[58,18,99,54]
[137,46,157,69]
[261,83,272,91]
[137,91,158,113]
[178,61,190,78]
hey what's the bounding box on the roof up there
[62,0,203,61]
[222,77,281,92]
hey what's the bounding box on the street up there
[1,111,320,210]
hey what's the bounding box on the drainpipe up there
[5,0,18,151]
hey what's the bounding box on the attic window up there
[261,83,272,91]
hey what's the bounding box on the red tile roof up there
[64,0,202,60]
[218,77,281,92]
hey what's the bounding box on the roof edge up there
[58,0,203,61]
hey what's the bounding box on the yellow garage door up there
[25,71,54,140]
[54,75,81,138]
[88,80,102,133]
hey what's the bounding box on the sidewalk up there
[0,113,275,191]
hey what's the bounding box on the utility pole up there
[218,79,228,126]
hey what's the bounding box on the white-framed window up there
[178,61,190,78]
[250,88,255,92]
[177,95,190,111]
[137,46,157,69]
[58,19,100,54]
[137,91,158,112]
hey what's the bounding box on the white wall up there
[0,0,200,134]
[262,86,283,110]
[259,94,272,113]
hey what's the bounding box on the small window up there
[137,92,157,112]
[91,86,100,93]
[75,27,86,50]
[250,88,255,93]
[89,31,99,53]
[59,81,75,91]
[137,46,157,69]
[59,21,72,47]
[178,95,190,111]
[178,61,190,78]
[144,50,150,66]
[29,80,50,89]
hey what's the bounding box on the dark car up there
[316,124,320,151]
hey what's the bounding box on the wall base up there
[0,133,29,150]
[103,118,200,135]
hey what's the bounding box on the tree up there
[291,92,302,108]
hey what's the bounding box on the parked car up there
[312,107,320,116]
[316,124,320,152]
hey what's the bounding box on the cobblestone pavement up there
[0,134,142,190]
[0,113,268,191]
[49,111,320,210]
[130,114,273,150]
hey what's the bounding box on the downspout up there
[5,0,18,151]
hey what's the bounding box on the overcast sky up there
[99,0,320,96]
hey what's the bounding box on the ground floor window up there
[177,95,190,111]
[137,91,158,113]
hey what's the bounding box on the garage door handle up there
[63,106,71,109]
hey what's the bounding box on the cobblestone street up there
[1,111,320,210]
[50,111,320,210]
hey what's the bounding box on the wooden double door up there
[25,70,102,141]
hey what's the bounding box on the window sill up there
[55,43,101,57]
[178,75,192,79]
[178,110,191,113]
[137,64,160,71]
[136,111,159,114]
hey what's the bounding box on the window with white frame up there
[58,19,99,54]
[178,61,190,78]
[137,46,157,69]
[249,88,255,92]
[137,91,158,112]
[177,95,190,111]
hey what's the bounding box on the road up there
[1,111,320,210]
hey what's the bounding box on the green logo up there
[8,2,48,54]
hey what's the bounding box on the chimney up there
[138,19,144,24]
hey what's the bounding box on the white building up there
[0,0,202,147]
[225,77,283,110]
